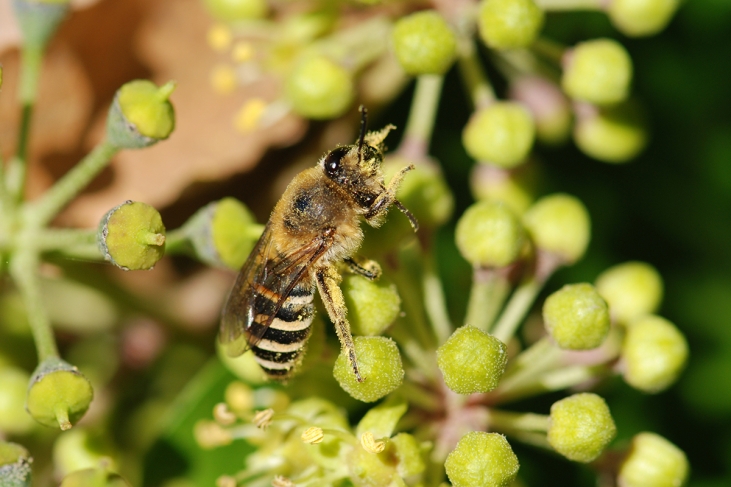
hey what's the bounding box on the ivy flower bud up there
[547,393,617,463]
[59,468,130,487]
[202,0,268,22]
[0,441,32,487]
[477,0,545,50]
[595,261,663,325]
[445,432,519,487]
[285,55,354,120]
[26,358,93,430]
[343,274,401,336]
[574,101,648,164]
[543,283,610,350]
[334,337,404,402]
[12,0,69,50]
[523,193,591,265]
[622,315,688,393]
[437,326,508,394]
[107,80,176,149]
[183,198,260,269]
[455,201,526,268]
[0,366,36,435]
[618,432,689,487]
[98,201,166,271]
[463,102,536,169]
[391,11,456,75]
[562,39,633,105]
[607,0,680,37]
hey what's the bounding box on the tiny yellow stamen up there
[234,98,268,133]
[361,431,386,454]
[232,41,255,63]
[214,402,237,426]
[211,64,238,94]
[208,24,232,52]
[272,476,295,487]
[194,419,233,449]
[216,475,237,487]
[301,426,325,444]
[253,408,274,429]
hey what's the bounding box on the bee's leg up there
[365,164,418,231]
[343,256,381,281]
[315,264,363,382]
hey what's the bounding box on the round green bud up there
[391,11,456,75]
[12,0,68,50]
[463,102,536,168]
[107,80,176,149]
[437,326,508,394]
[574,101,647,163]
[608,0,680,37]
[477,0,545,50]
[285,55,354,120]
[59,468,130,487]
[543,283,610,350]
[470,163,537,215]
[333,336,404,402]
[26,358,94,430]
[53,429,116,478]
[455,200,526,268]
[562,39,633,105]
[595,261,663,325]
[618,432,689,487]
[98,201,166,271]
[343,274,401,336]
[0,441,32,487]
[202,0,267,21]
[548,393,617,463]
[523,193,590,264]
[184,198,260,269]
[0,366,36,435]
[622,315,688,393]
[445,432,519,487]
[510,76,572,145]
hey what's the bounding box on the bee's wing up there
[219,223,332,357]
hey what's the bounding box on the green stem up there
[495,364,607,404]
[25,140,119,227]
[390,247,435,351]
[35,228,97,251]
[490,274,546,343]
[464,268,510,332]
[531,37,567,65]
[162,227,193,256]
[489,409,550,433]
[9,251,59,361]
[422,248,452,345]
[399,74,444,158]
[533,0,603,10]
[457,38,495,109]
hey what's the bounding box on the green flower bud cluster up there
[463,102,536,169]
[97,201,166,271]
[456,200,525,268]
[562,39,633,106]
[391,11,457,75]
[595,261,664,325]
[477,0,545,50]
[445,432,519,487]
[437,326,508,394]
[26,358,93,430]
[106,80,176,149]
[0,441,32,487]
[523,193,591,265]
[547,393,617,463]
[543,283,610,350]
[618,432,689,487]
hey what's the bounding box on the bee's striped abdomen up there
[248,282,315,379]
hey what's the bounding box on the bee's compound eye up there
[324,147,349,178]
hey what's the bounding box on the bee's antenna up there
[358,105,368,162]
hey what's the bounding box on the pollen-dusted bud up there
[463,102,536,169]
[622,315,688,393]
[455,200,526,268]
[202,0,268,21]
[445,432,519,487]
[106,80,176,149]
[343,274,401,336]
[98,201,166,271]
[0,441,33,487]
[574,100,648,164]
[618,432,689,487]
[0,366,36,435]
[25,358,93,430]
[285,55,354,120]
[595,261,663,325]
[607,0,680,37]
[547,393,617,463]
[523,193,591,265]
[543,283,610,350]
[477,0,544,50]
[59,467,130,487]
[562,39,633,105]
[183,197,260,269]
[333,337,404,402]
[391,11,457,75]
[12,0,69,50]
[437,326,508,394]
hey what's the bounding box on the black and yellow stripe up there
[248,282,315,379]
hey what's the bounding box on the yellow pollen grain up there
[361,431,386,453]
[235,98,268,133]
[208,24,232,52]
[232,41,255,63]
[211,64,237,94]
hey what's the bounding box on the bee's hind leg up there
[343,256,381,281]
[315,264,364,382]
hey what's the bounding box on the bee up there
[219,108,418,382]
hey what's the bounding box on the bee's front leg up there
[343,256,381,281]
[315,264,363,382]
[365,164,418,230]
